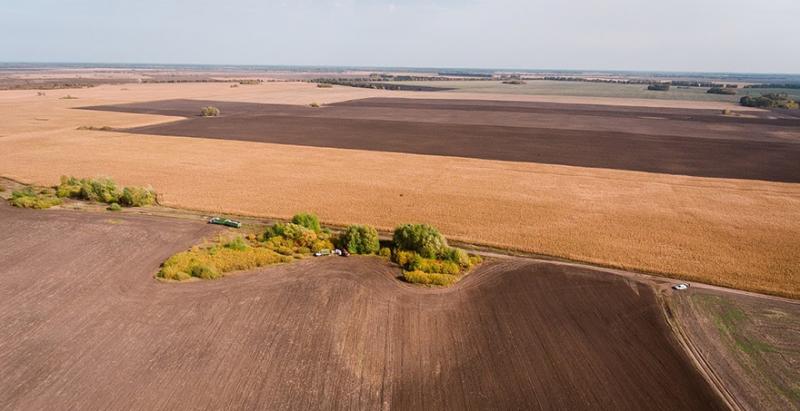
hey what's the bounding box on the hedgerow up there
[57,176,155,207]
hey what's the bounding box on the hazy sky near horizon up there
[1,0,798,73]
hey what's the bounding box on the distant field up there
[394,80,800,102]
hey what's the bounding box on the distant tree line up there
[311,79,454,92]
[744,83,800,89]
[540,76,734,88]
[437,71,493,78]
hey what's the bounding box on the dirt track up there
[0,204,724,410]
[90,98,800,182]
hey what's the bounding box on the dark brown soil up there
[0,203,724,410]
[85,98,800,182]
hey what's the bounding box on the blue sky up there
[1,0,798,73]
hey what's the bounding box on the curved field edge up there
[0,203,726,409]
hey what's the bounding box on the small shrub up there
[201,106,220,117]
[309,102,321,108]
[107,202,122,212]
[224,236,249,251]
[190,264,221,280]
[59,95,78,99]
[393,250,421,270]
[291,212,321,232]
[76,125,114,131]
[317,83,333,88]
[119,186,155,207]
[722,109,733,115]
[468,255,483,266]
[341,224,380,254]
[379,247,391,258]
[9,187,62,209]
[442,247,470,266]
[403,270,458,286]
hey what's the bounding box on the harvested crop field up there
[89,98,800,182]
[0,204,724,410]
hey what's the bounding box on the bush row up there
[57,176,156,207]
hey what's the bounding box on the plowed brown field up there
[0,204,724,410]
[93,98,800,182]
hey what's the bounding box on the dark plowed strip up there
[83,98,800,182]
[0,204,725,410]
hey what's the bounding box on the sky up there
[0,0,798,73]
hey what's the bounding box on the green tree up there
[291,212,321,232]
[341,225,380,254]
[392,224,449,259]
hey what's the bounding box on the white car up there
[672,283,689,291]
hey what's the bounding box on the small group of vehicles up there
[314,248,349,257]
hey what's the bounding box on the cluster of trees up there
[740,93,799,109]
[57,176,155,207]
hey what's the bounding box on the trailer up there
[208,217,242,228]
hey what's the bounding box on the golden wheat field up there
[1,82,798,298]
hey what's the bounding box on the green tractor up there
[208,217,242,228]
